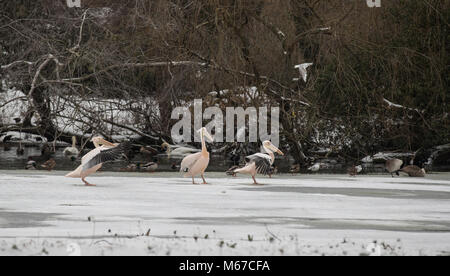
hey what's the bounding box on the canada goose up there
[385,159,403,177]
[401,165,426,177]
[41,159,56,171]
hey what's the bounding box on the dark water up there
[0,144,249,172]
[0,144,447,173]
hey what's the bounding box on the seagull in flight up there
[295,63,314,82]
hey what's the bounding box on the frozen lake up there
[0,171,449,256]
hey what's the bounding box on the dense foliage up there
[1,0,448,163]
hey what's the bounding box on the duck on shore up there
[385,159,403,177]
[41,159,56,171]
[142,161,158,173]
[401,165,426,177]
[25,157,37,170]
[347,165,363,177]
[140,146,159,157]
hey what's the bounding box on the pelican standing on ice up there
[65,137,129,186]
[63,136,79,156]
[180,128,214,184]
[234,141,284,185]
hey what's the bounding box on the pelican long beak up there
[198,128,214,142]
[99,138,116,147]
[270,144,284,155]
[204,130,214,142]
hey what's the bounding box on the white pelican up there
[162,142,201,157]
[234,141,284,185]
[65,137,129,186]
[63,136,79,156]
[180,128,214,184]
[385,159,403,177]
[295,63,314,82]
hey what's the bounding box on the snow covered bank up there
[0,172,449,256]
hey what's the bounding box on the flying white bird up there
[295,63,314,82]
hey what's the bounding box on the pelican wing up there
[180,152,202,173]
[245,153,272,175]
[83,142,130,170]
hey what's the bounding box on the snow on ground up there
[0,171,449,256]
[0,83,31,126]
[0,80,160,137]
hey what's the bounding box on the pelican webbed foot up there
[82,178,96,187]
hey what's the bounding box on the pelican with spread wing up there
[234,141,284,185]
[65,137,129,186]
[180,128,214,184]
